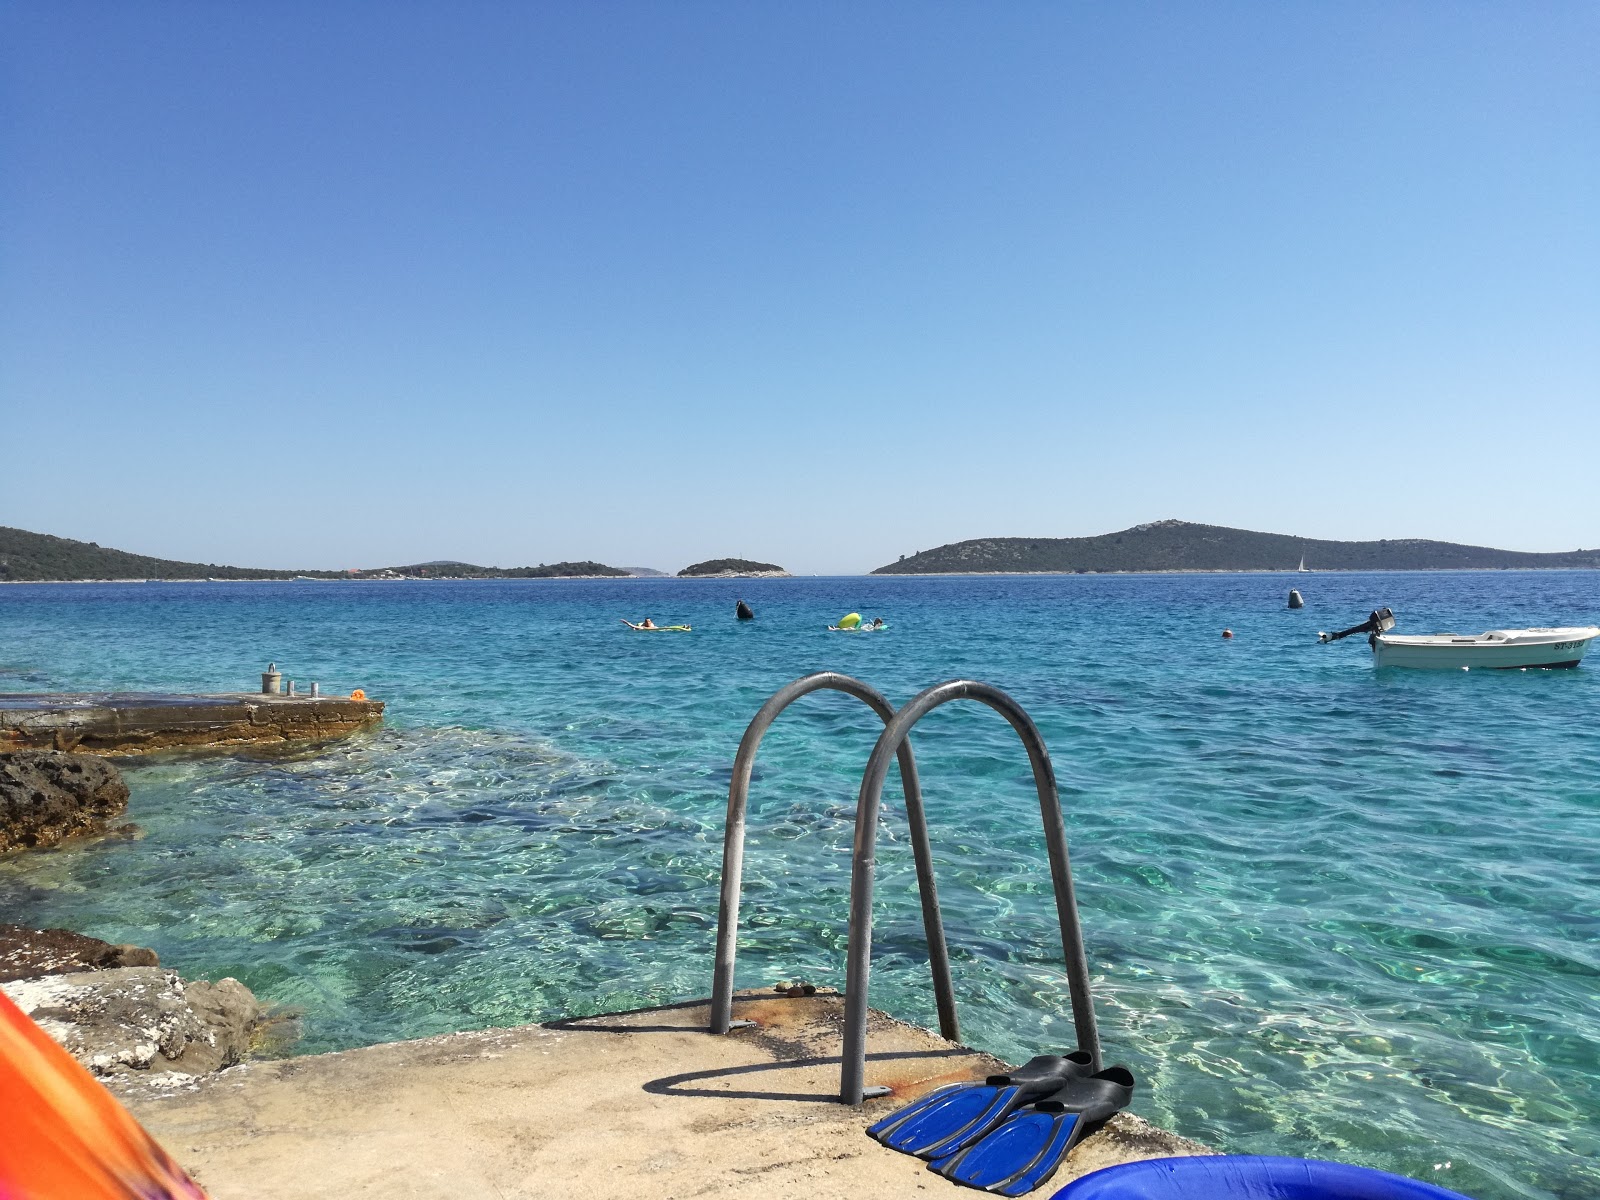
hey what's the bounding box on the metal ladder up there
[708,672,1101,1105]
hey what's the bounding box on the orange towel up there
[0,986,210,1199]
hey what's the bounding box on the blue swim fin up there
[867,1053,1092,1160]
[929,1065,1135,1196]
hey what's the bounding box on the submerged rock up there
[0,749,131,852]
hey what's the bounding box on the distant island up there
[678,558,791,579]
[372,560,629,579]
[874,520,1600,575]
[0,528,631,582]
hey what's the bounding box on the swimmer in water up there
[620,618,659,630]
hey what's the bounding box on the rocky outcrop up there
[0,923,278,1083]
[0,923,158,980]
[3,968,263,1081]
[0,750,130,851]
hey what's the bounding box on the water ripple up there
[1,572,1597,1199]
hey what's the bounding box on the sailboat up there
[1296,552,1310,573]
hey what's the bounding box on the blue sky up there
[3,2,1595,574]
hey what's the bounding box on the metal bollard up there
[310,682,320,698]
[286,680,296,697]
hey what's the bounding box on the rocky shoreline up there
[1,923,277,1088]
[1,748,283,1086]
[678,568,792,578]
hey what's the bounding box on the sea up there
[1,571,1596,1200]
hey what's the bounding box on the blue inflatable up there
[1050,1156,1475,1200]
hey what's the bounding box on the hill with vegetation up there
[498,561,630,578]
[873,520,1600,575]
[678,558,790,577]
[382,560,629,578]
[0,528,631,581]
[0,527,343,581]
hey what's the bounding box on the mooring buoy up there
[1288,589,1304,609]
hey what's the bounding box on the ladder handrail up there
[708,671,958,1042]
[839,679,1100,1105]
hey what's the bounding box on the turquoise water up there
[2,573,1597,1200]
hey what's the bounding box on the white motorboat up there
[1374,626,1598,669]
[1320,607,1599,669]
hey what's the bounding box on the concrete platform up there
[0,693,384,754]
[123,990,1209,1200]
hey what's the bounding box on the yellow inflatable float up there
[829,613,889,632]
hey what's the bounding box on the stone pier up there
[0,693,384,755]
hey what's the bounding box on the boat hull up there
[1372,627,1598,670]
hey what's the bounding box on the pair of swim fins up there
[866,1052,1135,1196]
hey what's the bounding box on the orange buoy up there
[350,689,367,700]
[1222,629,1233,639]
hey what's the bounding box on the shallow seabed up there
[2,572,1596,1200]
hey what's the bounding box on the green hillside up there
[0,528,630,581]
[874,520,1600,574]
[0,527,342,581]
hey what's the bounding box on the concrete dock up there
[123,989,1208,1200]
[0,692,384,754]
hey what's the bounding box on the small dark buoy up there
[736,599,754,620]
[1222,629,1234,639]
[1287,589,1304,609]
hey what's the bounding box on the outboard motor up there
[1318,607,1395,646]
